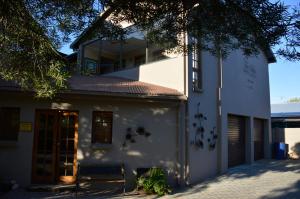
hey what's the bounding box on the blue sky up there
[60,0,299,104]
[270,57,300,104]
[269,0,299,104]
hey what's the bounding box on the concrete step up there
[27,184,76,192]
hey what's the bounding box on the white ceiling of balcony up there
[85,38,147,55]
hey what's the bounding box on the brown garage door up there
[228,115,246,167]
[254,119,264,160]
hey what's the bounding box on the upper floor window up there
[85,58,98,74]
[0,107,20,141]
[80,37,172,75]
[92,111,113,144]
[192,38,203,92]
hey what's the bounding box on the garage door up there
[228,115,246,167]
[254,119,264,160]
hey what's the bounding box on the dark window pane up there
[0,107,20,141]
[69,115,75,127]
[92,111,113,144]
[191,38,202,91]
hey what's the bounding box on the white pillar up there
[78,44,85,74]
[97,40,102,74]
[119,41,123,70]
[145,42,149,64]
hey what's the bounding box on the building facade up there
[272,103,300,159]
[0,24,274,188]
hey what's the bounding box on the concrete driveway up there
[1,160,300,199]
[160,159,300,199]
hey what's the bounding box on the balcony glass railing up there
[79,37,172,75]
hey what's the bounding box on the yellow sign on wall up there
[20,122,33,132]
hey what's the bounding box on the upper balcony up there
[77,37,185,93]
[79,37,177,75]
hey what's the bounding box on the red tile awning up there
[0,75,185,100]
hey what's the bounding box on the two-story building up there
[0,20,275,189]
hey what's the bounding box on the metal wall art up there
[122,127,151,147]
[190,103,218,150]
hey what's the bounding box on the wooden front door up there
[32,110,78,184]
[32,110,58,183]
[57,111,78,184]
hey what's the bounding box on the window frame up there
[91,111,113,144]
[0,107,20,142]
[84,58,98,74]
[191,38,203,92]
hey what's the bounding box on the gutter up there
[175,102,180,186]
[182,30,190,185]
[216,49,223,174]
[63,90,187,101]
[184,100,189,185]
[0,89,187,102]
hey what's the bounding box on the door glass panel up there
[34,112,55,179]
[58,113,76,179]
[33,111,77,184]
[37,114,46,153]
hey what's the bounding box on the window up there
[84,58,98,74]
[192,39,203,91]
[0,107,20,141]
[134,54,145,66]
[92,111,113,144]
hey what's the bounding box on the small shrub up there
[137,168,171,196]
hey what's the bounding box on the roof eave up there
[0,88,187,101]
[63,89,187,101]
[266,47,276,63]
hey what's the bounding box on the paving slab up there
[1,160,300,199]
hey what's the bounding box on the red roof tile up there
[0,75,184,99]
[68,75,183,97]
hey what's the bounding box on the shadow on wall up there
[77,105,178,188]
[290,142,300,159]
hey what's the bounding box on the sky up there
[269,0,299,104]
[60,0,299,105]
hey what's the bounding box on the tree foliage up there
[104,0,300,59]
[0,0,299,97]
[287,97,300,103]
[0,0,102,97]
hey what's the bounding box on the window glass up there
[0,107,20,141]
[192,38,202,91]
[84,58,97,74]
[92,111,113,144]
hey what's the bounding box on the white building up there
[0,22,275,188]
[272,103,300,159]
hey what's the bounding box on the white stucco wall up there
[273,128,300,158]
[104,56,185,93]
[220,49,271,172]
[0,101,34,186]
[186,47,271,183]
[186,50,219,184]
[0,94,180,188]
[284,128,300,156]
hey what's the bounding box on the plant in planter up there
[137,168,171,196]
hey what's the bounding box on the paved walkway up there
[161,159,300,199]
[1,160,300,199]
